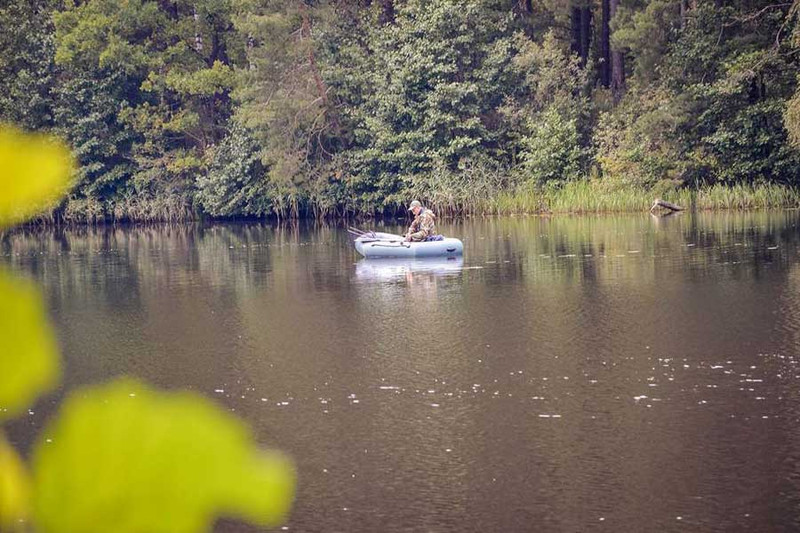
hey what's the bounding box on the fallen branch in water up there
[650,198,685,213]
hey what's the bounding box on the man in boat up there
[404,200,436,242]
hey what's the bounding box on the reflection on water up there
[4,212,800,532]
[354,257,467,281]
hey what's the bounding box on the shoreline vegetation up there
[21,182,800,226]
[5,1,800,226]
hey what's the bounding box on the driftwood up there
[650,198,685,213]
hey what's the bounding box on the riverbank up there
[39,182,800,225]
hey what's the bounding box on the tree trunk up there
[609,0,625,101]
[514,0,533,16]
[247,34,255,70]
[210,27,230,66]
[193,7,203,53]
[379,0,394,24]
[298,2,342,137]
[580,5,591,66]
[571,6,581,58]
[570,4,592,66]
[600,0,610,86]
[158,0,178,19]
[680,0,687,30]
[299,3,327,106]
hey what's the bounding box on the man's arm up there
[405,217,420,240]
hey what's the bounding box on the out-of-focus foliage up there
[33,379,295,533]
[0,433,32,529]
[0,272,60,423]
[0,135,68,466]
[0,125,74,228]
[3,0,800,217]
[0,127,295,531]
[0,125,66,529]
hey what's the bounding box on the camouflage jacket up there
[408,208,436,241]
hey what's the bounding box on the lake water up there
[5,212,800,532]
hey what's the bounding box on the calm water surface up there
[5,212,800,532]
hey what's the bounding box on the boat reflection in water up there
[354,256,465,282]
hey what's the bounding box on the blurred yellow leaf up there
[0,270,60,422]
[0,432,31,531]
[0,124,74,228]
[32,378,295,533]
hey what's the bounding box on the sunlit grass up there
[423,181,800,216]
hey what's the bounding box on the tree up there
[340,0,519,207]
[0,0,59,131]
[53,0,243,218]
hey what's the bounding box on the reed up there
[691,183,800,210]
[58,194,195,224]
[424,181,800,216]
[28,178,800,225]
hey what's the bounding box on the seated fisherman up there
[404,200,436,242]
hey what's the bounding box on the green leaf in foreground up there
[32,378,295,533]
[0,432,32,531]
[0,270,60,422]
[0,124,74,229]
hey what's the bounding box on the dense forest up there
[4,0,800,220]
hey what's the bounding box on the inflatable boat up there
[353,232,463,258]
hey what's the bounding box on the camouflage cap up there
[408,200,422,211]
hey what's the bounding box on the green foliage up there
[700,98,800,184]
[595,87,688,187]
[33,379,295,533]
[53,0,243,218]
[196,122,274,216]
[404,156,511,213]
[0,127,69,528]
[507,32,590,185]
[520,107,584,184]
[544,179,653,213]
[0,0,59,131]
[785,88,800,147]
[343,0,517,204]
[5,0,800,217]
[53,71,137,203]
[612,0,681,86]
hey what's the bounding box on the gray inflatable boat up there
[354,232,463,258]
